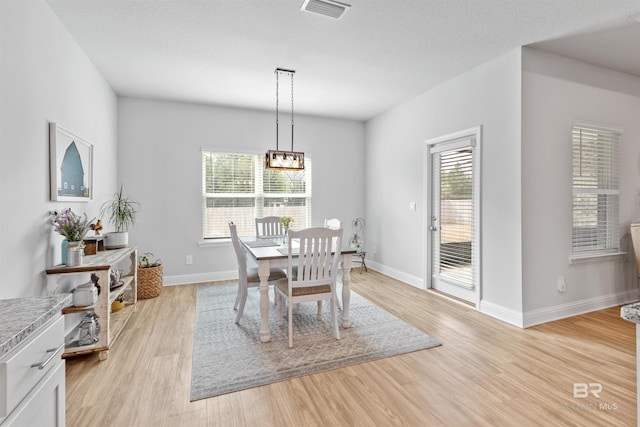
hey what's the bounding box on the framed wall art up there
[49,123,93,202]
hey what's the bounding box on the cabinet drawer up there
[0,315,64,418]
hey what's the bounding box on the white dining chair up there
[255,216,284,238]
[324,218,341,229]
[276,227,343,348]
[631,224,640,283]
[229,222,286,324]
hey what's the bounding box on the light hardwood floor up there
[65,270,636,426]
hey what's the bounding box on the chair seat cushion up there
[247,267,287,282]
[275,279,331,296]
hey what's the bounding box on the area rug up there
[190,283,441,401]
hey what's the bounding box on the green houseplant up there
[99,184,139,249]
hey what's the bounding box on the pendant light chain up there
[275,70,280,152]
[290,71,295,153]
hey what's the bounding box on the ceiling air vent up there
[300,0,351,20]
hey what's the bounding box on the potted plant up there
[137,252,163,299]
[350,217,366,249]
[99,184,139,249]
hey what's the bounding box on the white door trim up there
[423,125,482,307]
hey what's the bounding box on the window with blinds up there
[572,123,620,254]
[438,148,473,284]
[202,151,312,239]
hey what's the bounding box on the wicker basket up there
[137,264,163,300]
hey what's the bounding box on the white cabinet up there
[46,247,138,360]
[0,314,65,427]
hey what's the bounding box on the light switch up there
[409,202,416,211]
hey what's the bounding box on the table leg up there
[258,261,271,343]
[341,254,353,328]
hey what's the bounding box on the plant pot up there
[104,231,128,249]
[138,264,163,299]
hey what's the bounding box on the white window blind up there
[437,148,474,284]
[572,124,620,254]
[202,151,312,239]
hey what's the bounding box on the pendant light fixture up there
[265,68,305,171]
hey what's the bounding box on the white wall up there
[522,48,640,325]
[0,1,118,298]
[365,49,524,322]
[117,97,365,285]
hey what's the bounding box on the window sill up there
[198,239,230,248]
[569,251,627,264]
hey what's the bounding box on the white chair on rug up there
[229,222,286,324]
[255,216,284,238]
[276,227,343,348]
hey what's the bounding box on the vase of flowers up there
[51,209,94,266]
[280,216,293,244]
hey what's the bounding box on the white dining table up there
[240,236,356,343]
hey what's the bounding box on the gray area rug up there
[190,283,441,401]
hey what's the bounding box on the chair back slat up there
[255,216,284,237]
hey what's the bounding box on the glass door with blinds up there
[428,132,479,304]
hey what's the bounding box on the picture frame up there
[49,123,93,202]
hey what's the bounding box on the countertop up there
[0,294,72,358]
[621,302,640,324]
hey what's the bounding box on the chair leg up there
[317,301,322,320]
[235,286,248,324]
[276,292,284,326]
[334,281,342,310]
[331,297,340,340]
[288,298,294,348]
[233,283,241,310]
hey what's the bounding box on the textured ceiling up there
[45,0,640,121]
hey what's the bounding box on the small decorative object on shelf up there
[84,235,105,255]
[78,311,100,346]
[72,281,98,307]
[111,293,125,312]
[138,252,163,300]
[90,219,103,235]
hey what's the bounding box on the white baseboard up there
[163,268,639,330]
[366,260,424,289]
[522,288,640,327]
[478,300,524,328]
[163,270,236,286]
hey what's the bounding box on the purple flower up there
[50,209,95,242]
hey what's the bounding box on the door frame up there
[423,125,482,307]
